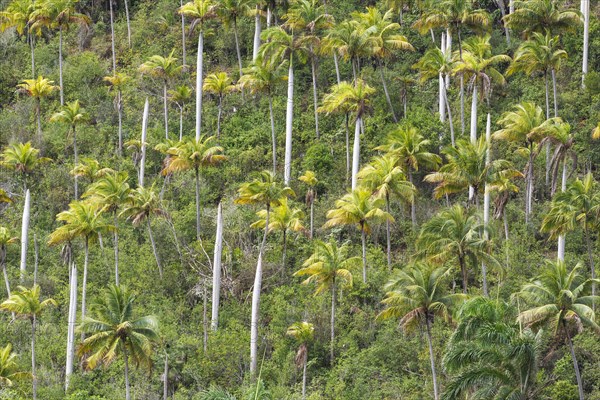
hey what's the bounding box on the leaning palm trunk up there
[250,208,269,374]
[379,62,397,123]
[233,20,243,82]
[211,201,223,330]
[284,60,294,185]
[351,117,362,190]
[139,98,149,187]
[425,318,439,400]
[269,95,277,174]
[1,247,10,297]
[195,31,205,141]
[564,321,585,400]
[442,80,455,146]
[124,0,131,48]
[31,315,37,400]
[311,55,320,139]
[333,53,341,84]
[252,5,261,61]
[59,28,64,105]
[65,263,77,391]
[147,218,163,277]
[20,189,31,281]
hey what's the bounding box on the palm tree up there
[203,71,237,139]
[78,285,159,400]
[377,262,463,400]
[517,260,600,400]
[298,170,317,239]
[358,154,415,269]
[493,102,560,223]
[376,126,441,226]
[169,85,193,140]
[235,170,294,374]
[323,188,391,283]
[417,204,499,294]
[295,239,353,362]
[1,142,50,193]
[239,56,284,174]
[179,0,218,141]
[139,50,183,140]
[0,227,18,298]
[0,343,29,387]
[218,0,251,81]
[0,284,56,400]
[357,7,413,123]
[442,297,544,399]
[260,26,309,184]
[120,185,168,277]
[50,100,88,198]
[162,135,226,241]
[286,321,314,399]
[252,197,304,268]
[83,171,131,286]
[284,0,333,139]
[48,200,112,323]
[0,0,36,78]
[70,157,113,186]
[319,80,376,190]
[504,0,581,39]
[487,173,521,240]
[104,72,130,156]
[323,19,371,81]
[17,76,58,141]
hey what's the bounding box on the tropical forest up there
[0,0,599,398]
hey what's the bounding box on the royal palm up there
[286,321,314,400]
[203,71,237,139]
[17,76,58,141]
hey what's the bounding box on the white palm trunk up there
[250,210,269,374]
[163,82,169,139]
[284,61,294,185]
[196,31,204,141]
[482,114,491,296]
[65,263,77,391]
[582,0,589,88]
[445,30,451,89]
[439,34,446,123]
[351,117,362,190]
[139,98,149,187]
[211,201,223,330]
[124,0,131,48]
[180,0,186,67]
[509,0,514,13]
[557,161,568,260]
[109,0,116,73]
[469,85,478,201]
[19,189,30,281]
[59,28,64,105]
[253,5,261,61]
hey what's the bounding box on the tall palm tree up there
[83,171,131,286]
[104,72,130,156]
[169,85,193,140]
[78,285,159,400]
[358,154,415,269]
[284,0,333,139]
[50,100,88,198]
[0,0,37,78]
[0,284,56,400]
[1,142,50,193]
[239,56,285,174]
[235,170,294,374]
[323,19,371,81]
[442,297,544,399]
[0,343,29,387]
[298,170,317,239]
[376,126,441,226]
[218,0,251,80]
[417,204,499,294]
[162,135,226,241]
[517,260,600,400]
[252,197,304,268]
[120,185,168,277]
[295,239,353,362]
[323,188,391,283]
[139,50,183,139]
[17,76,59,141]
[378,262,463,400]
[504,0,581,39]
[260,26,309,184]
[48,200,112,323]
[318,80,376,190]
[0,227,18,298]
[179,0,218,141]
[286,321,314,400]
[203,71,237,139]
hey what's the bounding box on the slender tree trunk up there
[309,198,314,239]
[442,81,455,146]
[345,114,350,183]
[425,318,439,400]
[109,0,116,73]
[266,6,272,27]
[195,166,201,241]
[284,60,294,185]
[147,218,163,277]
[333,53,341,85]
[233,19,243,82]
[1,248,10,297]
[195,30,204,141]
[351,117,361,190]
[269,95,277,174]
[31,316,37,400]
[114,214,119,286]
[250,208,269,375]
[459,255,467,294]
[179,105,184,140]
[311,56,320,139]
[139,98,149,187]
[527,152,534,224]
[482,114,491,297]
[124,0,131,48]
[504,212,509,240]
[253,5,261,61]
[81,237,89,335]
[211,201,223,330]
[282,229,287,269]
[181,0,186,67]
[470,85,478,143]
[36,99,42,142]
[379,62,397,122]
[460,75,465,134]
[33,234,38,285]
[65,263,77,392]
[361,224,367,283]
[117,90,123,156]
[564,322,585,400]
[302,350,307,400]
[409,170,416,227]
[552,69,558,117]
[203,280,207,352]
[584,226,595,300]
[73,125,79,199]
[59,27,64,106]
[163,353,168,400]
[582,0,589,88]
[557,161,567,261]
[30,33,35,79]
[124,347,131,400]
[20,189,30,281]
[163,81,169,139]
[330,279,336,363]
[216,95,222,139]
[495,0,511,44]
[385,195,391,270]
[509,0,514,14]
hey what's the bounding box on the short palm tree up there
[517,260,600,400]
[169,85,193,140]
[358,153,415,269]
[286,321,314,400]
[323,188,391,283]
[0,284,56,400]
[377,262,463,400]
[139,50,183,139]
[417,204,499,294]
[0,227,18,298]
[295,239,354,362]
[298,170,318,239]
[319,79,376,189]
[17,76,58,141]
[203,71,237,139]
[104,72,130,155]
[1,142,49,193]
[235,170,294,374]
[0,343,28,387]
[78,285,159,400]
[50,100,88,198]
[162,135,226,241]
[70,157,113,185]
